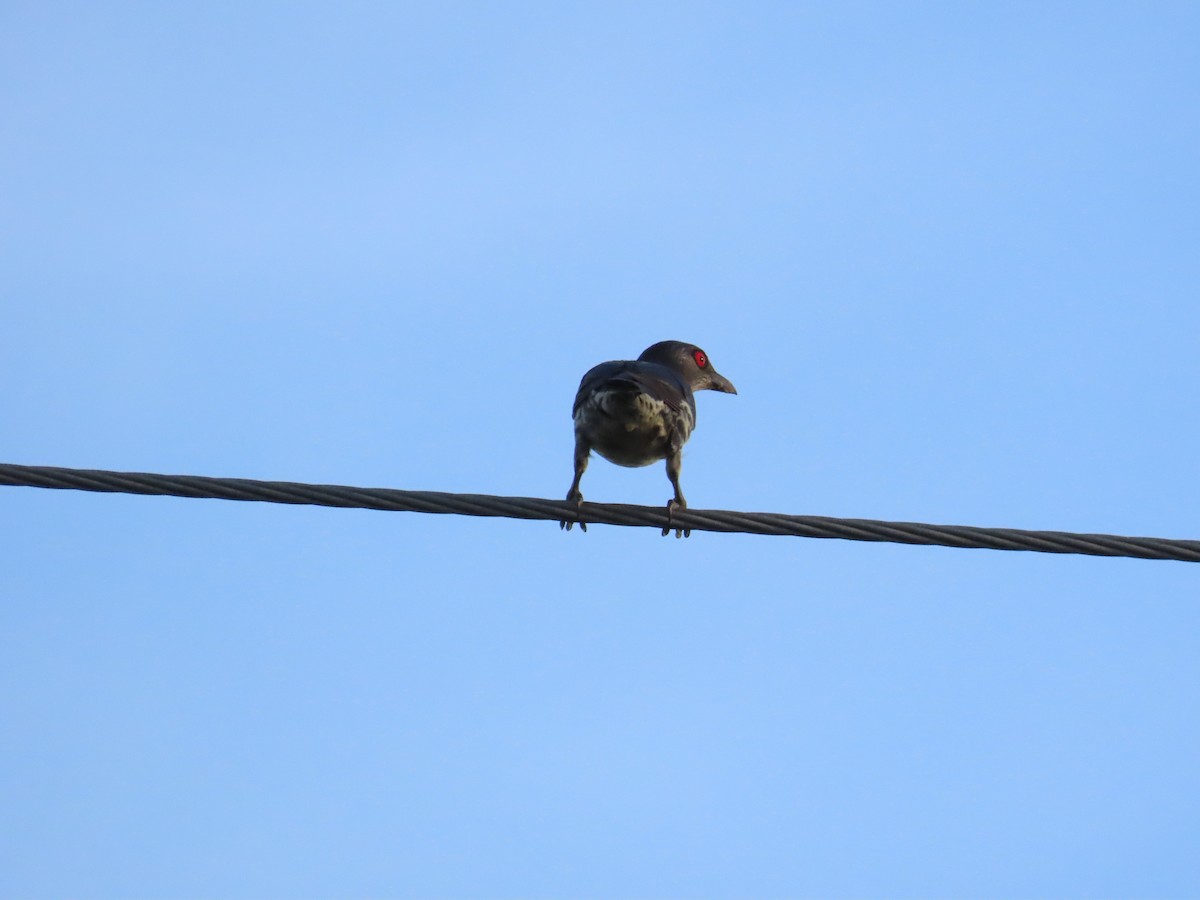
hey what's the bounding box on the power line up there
[1,462,1196,563]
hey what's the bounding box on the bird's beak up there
[708,372,737,394]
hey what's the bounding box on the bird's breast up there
[575,389,694,467]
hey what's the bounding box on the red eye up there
[693,350,708,368]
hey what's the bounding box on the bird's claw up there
[663,499,690,539]
[560,494,587,533]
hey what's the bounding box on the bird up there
[560,340,737,538]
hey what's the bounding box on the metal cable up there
[1,462,1197,562]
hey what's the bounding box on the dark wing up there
[573,361,630,416]
[572,360,695,417]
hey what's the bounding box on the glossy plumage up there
[561,341,736,537]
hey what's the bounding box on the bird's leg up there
[561,437,589,532]
[664,450,689,539]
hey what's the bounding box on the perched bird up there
[561,341,737,537]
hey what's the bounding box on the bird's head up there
[638,341,737,394]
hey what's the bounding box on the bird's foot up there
[560,491,587,533]
[663,498,690,539]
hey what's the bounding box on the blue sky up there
[2,2,1198,897]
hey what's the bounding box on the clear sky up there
[3,3,1198,897]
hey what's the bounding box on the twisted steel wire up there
[1,462,1197,562]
